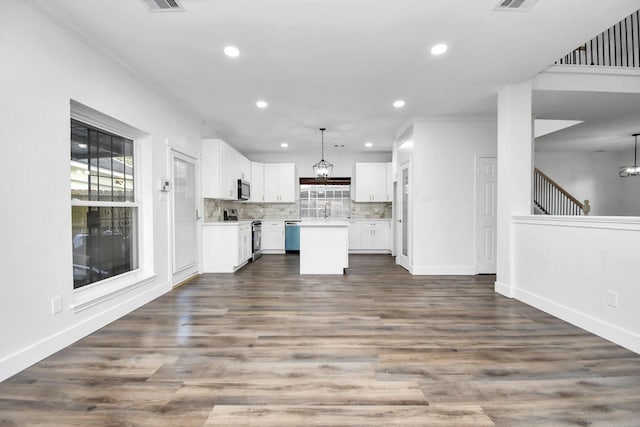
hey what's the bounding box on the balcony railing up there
[556,10,640,68]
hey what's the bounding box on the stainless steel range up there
[251,220,262,261]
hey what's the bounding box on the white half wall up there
[0,1,202,381]
[410,118,497,275]
[511,216,640,354]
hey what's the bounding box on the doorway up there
[171,150,198,283]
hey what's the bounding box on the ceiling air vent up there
[495,0,539,12]
[142,0,184,12]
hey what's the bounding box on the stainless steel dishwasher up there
[285,221,300,253]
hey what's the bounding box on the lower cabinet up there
[348,221,362,249]
[348,220,391,253]
[202,222,253,272]
[262,220,285,253]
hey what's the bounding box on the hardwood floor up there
[2,254,640,426]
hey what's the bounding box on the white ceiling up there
[534,90,640,152]
[29,0,640,155]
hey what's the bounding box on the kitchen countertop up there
[204,218,392,224]
[300,220,349,227]
[202,220,253,226]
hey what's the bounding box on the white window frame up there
[70,100,156,312]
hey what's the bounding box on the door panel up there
[396,161,410,271]
[172,152,197,277]
[477,157,497,274]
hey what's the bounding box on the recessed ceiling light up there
[224,46,240,57]
[430,43,448,55]
[280,142,288,148]
[256,100,268,109]
[393,100,405,108]
[365,142,373,148]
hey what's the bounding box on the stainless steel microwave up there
[237,179,250,200]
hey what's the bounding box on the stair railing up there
[533,168,590,216]
[556,10,640,68]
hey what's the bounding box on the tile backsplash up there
[204,199,391,221]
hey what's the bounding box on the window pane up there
[89,130,99,201]
[299,183,351,219]
[97,133,113,201]
[72,206,138,289]
[71,123,90,199]
[70,120,134,203]
[123,140,134,202]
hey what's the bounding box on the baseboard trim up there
[0,280,170,382]
[513,287,640,355]
[173,273,200,289]
[494,281,513,298]
[411,265,476,275]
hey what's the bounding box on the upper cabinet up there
[202,139,251,200]
[263,163,296,203]
[236,152,251,182]
[354,162,392,202]
[250,162,265,202]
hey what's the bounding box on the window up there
[71,119,138,289]
[299,178,351,219]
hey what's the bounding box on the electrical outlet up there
[51,296,62,315]
[607,290,618,308]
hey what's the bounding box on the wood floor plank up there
[205,405,495,426]
[1,254,639,426]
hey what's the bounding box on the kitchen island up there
[299,221,349,274]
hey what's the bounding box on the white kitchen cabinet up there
[202,221,253,272]
[237,153,251,182]
[262,220,285,253]
[202,139,239,200]
[348,219,391,253]
[264,163,296,203]
[250,162,264,202]
[354,162,392,202]
[348,220,361,249]
[361,222,388,249]
[238,223,252,263]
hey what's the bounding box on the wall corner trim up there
[494,281,513,298]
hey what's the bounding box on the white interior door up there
[476,157,497,274]
[396,161,410,271]
[172,151,198,279]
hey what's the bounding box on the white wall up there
[512,216,640,354]
[535,150,640,216]
[0,1,202,380]
[410,119,497,274]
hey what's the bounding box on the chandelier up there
[313,127,333,179]
[619,133,640,177]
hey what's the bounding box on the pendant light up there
[619,133,640,177]
[313,127,333,179]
